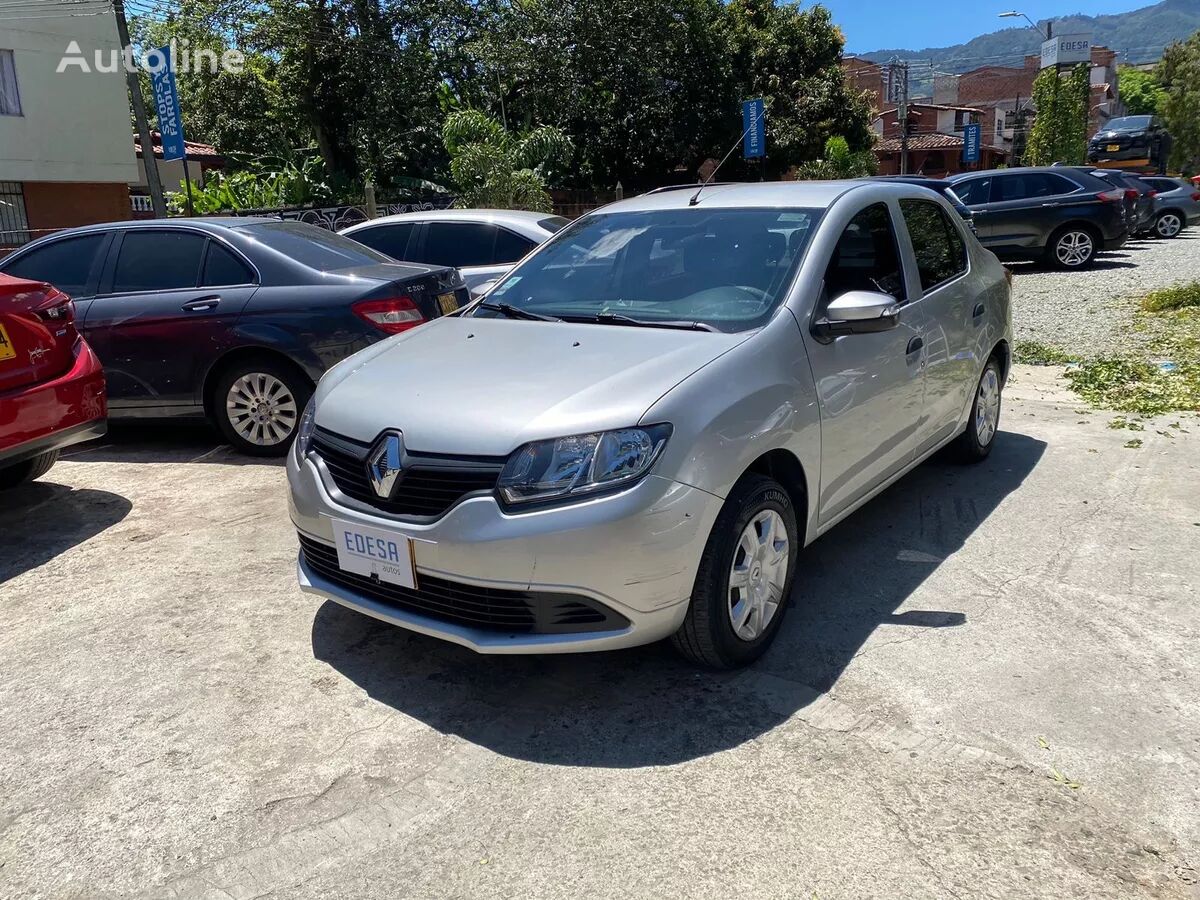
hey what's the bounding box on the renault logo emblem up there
[366,431,405,499]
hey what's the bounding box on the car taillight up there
[1192,192,1200,201]
[1096,189,1124,203]
[1123,189,1139,200]
[1147,190,1158,198]
[35,288,75,324]
[352,296,425,334]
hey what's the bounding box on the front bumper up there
[287,444,722,653]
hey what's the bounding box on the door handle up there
[906,336,924,356]
[1041,202,1062,207]
[972,302,985,321]
[181,295,221,311]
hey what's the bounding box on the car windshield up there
[1105,116,1151,132]
[239,220,394,270]
[472,208,821,333]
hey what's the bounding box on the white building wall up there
[0,12,139,183]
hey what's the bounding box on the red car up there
[0,272,106,488]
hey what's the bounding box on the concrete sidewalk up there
[1,365,1197,898]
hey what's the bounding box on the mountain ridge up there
[857,0,1200,72]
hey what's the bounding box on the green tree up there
[1024,63,1090,166]
[798,136,876,179]
[1158,30,1200,175]
[1118,66,1166,117]
[442,110,573,211]
[718,0,874,179]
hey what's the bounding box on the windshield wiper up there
[476,302,560,322]
[562,312,718,332]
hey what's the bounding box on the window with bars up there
[0,182,31,247]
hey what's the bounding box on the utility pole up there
[113,0,167,218]
[896,61,910,175]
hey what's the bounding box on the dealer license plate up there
[1106,144,1121,152]
[0,323,14,361]
[330,518,417,589]
[437,291,459,315]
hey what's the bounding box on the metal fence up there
[0,181,31,248]
[224,197,457,231]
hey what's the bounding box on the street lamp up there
[998,10,1050,40]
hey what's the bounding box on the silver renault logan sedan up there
[288,180,1012,668]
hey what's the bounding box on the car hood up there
[1094,129,1145,140]
[314,316,751,455]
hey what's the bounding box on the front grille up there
[299,534,626,634]
[311,427,502,519]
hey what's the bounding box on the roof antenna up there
[690,107,763,206]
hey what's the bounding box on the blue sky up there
[823,0,1154,53]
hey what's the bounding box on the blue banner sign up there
[962,123,981,163]
[150,45,186,161]
[742,98,765,159]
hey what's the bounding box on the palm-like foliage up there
[443,110,572,212]
[797,136,877,180]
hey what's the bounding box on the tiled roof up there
[875,132,965,152]
[134,131,224,161]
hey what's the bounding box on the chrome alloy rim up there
[1156,213,1182,238]
[728,510,789,641]
[226,373,297,446]
[975,366,1001,446]
[1056,231,1093,267]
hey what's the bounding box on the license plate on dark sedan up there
[437,292,459,315]
[1106,144,1121,152]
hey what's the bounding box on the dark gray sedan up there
[1138,176,1200,238]
[0,219,469,455]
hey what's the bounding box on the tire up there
[0,450,59,489]
[1155,210,1184,239]
[671,473,799,669]
[951,356,1003,463]
[1045,226,1098,269]
[212,357,313,457]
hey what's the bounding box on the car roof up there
[341,208,555,231]
[872,175,952,186]
[590,180,881,213]
[9,216,284,251]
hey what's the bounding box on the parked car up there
[0,273,106,488]
[1080,168,1157,235]
[339,210,569,296]
[1136,176,1200,238]
[289,181,1012,668]
[1087,115,1170,172]
[947,167,1128,268]
[871,176,974,226]
[0,219,470,456]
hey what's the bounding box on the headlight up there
[295,397,317,456]
[498,424,672,506]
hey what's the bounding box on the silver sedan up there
[289,181,1013,668]
[1139,176,1200,238]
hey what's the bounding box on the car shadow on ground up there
[62,422,283,467]
[0,482,132,585]
[311,430,1047,768]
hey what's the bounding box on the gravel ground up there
[1009,230,1200,356]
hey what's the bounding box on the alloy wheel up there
[975,366,1001,447]
[1156,212,1183,239]
[225,372,298,446]
[1056,230,1094,267]
[728,509,789,641]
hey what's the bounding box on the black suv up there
[1087,115,1170,172]
[947,167,1128,269]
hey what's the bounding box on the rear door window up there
[201,241,255,286]
[349,223,416,260]
[3,233,106,296]
[111,230,205,293]
[899,199,967,292]
[494,229,536,264]
[995,173,1077,202]
[422,223,498,267]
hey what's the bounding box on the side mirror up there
[812,290,901,340]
